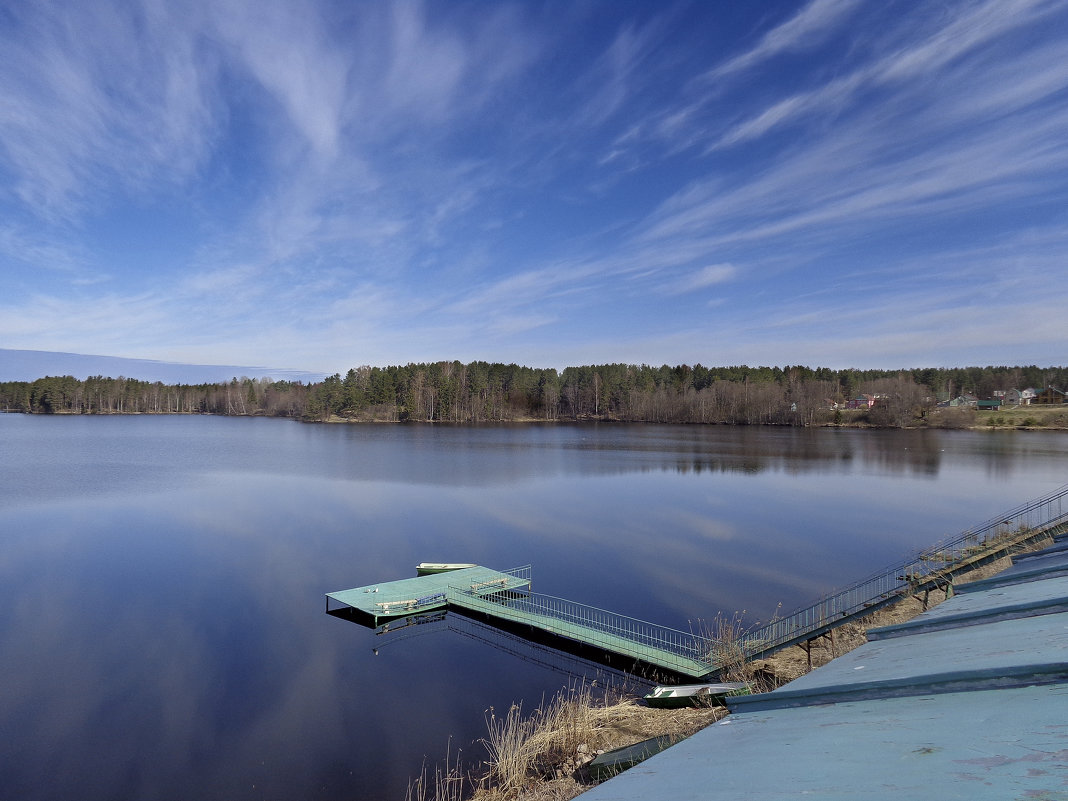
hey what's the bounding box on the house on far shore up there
[977,398,1002,411]
[940,393,979,408]
[846,393,890,409]
[1034,387,1067,405]
[995,388,1037,406]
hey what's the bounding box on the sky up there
[2,0,1068,377]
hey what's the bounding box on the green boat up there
[643,682,748,708]
[587,735,677,780]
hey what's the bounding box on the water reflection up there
[5,417,1067,498]
[331,607,646,689]
[1,416,1067,800]
[334,604,685,687]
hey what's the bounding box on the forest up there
[1,362,1066,428]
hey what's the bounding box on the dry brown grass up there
[406,741,466,801]
[690,611,780,694]
[473,682,723,800]
[407,682,723,801]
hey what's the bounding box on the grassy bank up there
[970,404,1068,429]
[830,404,1068,430]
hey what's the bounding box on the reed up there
[480,682,617,794]
[406,739,467,801]
[409,681,722,800]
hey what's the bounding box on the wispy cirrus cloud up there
[594,0,862,162]
[705,0,861,81]
[1,1,1067,372]
[711,0,1063,150]
[665,264,737,295]
[636,21,1068,256]
[0,1,218,218]
[210,1,349,161]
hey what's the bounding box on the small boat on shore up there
[415,562,478,575]
[587,735,677,780]
[643,682,748,708]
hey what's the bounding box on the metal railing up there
[448,579,714,675]
[434,485,1068,677]
[366,565,533,616]
[489,564,532,588]
[739,482,1068,659]
[367,589,447,615]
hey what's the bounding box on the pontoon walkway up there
[327,565,715,678]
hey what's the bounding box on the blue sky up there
[2,0,1067,375]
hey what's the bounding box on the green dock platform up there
[326,566,531,625]
[327,564,716,678]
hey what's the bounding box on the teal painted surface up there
[327,566,529,622]
[450,590,712,677]
[330,565,715,676]
[868,574,1068,639]
[580,539,1068,800]
[583,685,1068,800]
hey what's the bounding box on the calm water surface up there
[1,415,1066,799]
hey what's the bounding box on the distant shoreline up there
[5,407,1068,431]
[5,364,1067,428]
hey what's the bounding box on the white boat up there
[415,562,478,575]
[643,682,748,708]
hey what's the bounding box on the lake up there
[1,414,1066,799]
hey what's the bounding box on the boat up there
[415,562,478,575]
[643,682,748,708]
[587,735,677,780]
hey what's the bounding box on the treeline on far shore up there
[2,362,1066,428]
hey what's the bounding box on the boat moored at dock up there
[643,682,748,708]
[415,562,478,575]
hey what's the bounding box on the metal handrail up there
[367,565,533,615]
[437,485,1068,677]
[739,482,1068,659]
[368,590,446,614]
[448,584,714,673]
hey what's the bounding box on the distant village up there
[841,386,1066,411]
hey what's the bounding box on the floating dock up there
[326,566,531,625]
[327,489,1068,680]
[327,564,716,678]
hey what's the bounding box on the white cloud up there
[0,1,218,217]
[712,0,1063,150]
[668,264,737,294]
[638,28,1068,261]
[706,0,861,81]
[2,1,1067,373]
[210,0,348,160]
[0,224,83,274]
